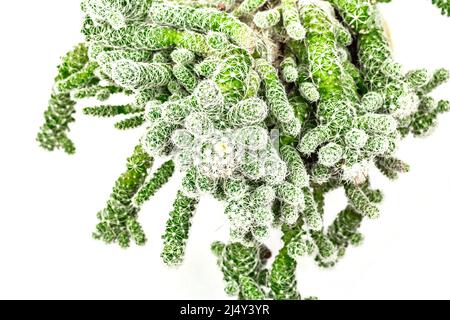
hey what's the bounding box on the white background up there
[0,0,449,300]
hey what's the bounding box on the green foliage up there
[327,207,364,262]
[93,145,153,247]
[72,85,122,101]
[37,44,90,154]
[269,247,300,300]
[233,0,268,17]
[38,0,450,300]
[213,242,267,298]
[114,114,146,130]
[161,190,199,266]
[134,160,176,206]
[432,0,450,16]
[83,104,142,117]
[375,156,410,180]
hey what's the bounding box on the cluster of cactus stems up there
[37,0,449,299]
[433,0,450,15]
